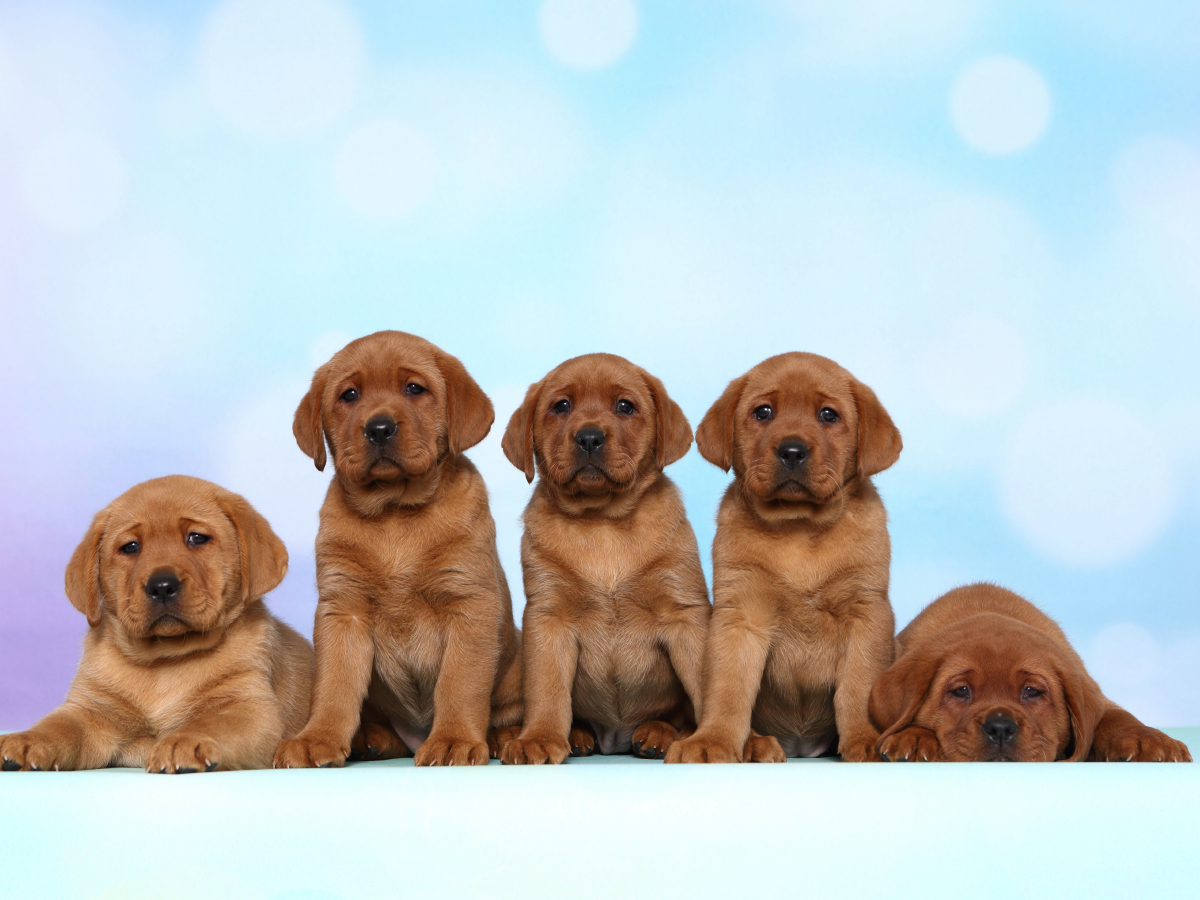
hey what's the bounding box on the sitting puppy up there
[274,331,522,768]
[498,353,709,764]
[869,583,1192,762]
[0,476,312,773]
[667,352,902,764]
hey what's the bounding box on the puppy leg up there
[502,609,577,766]
[0,704,122,772]
[660,602,710,725]
[415,608,498,767]
[148,696,283,773]
[275,603,374,769]
[877,726,942,762]
[831,598,894,762]
[666,602,772,764]
[632,721,678,760]
[1090,707,1193,762]
[742,730,786,763]
[568,721,596,757]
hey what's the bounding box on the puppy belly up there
[586,722,637,755]
[777,733,836,758]
[388,718,431,752]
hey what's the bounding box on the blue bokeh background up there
[1,0,1197,729]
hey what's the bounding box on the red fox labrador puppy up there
[498,353,709,763]
[0,476,312,773]
[274,331,522,768]
[869,583,1192,762]
[667,352,901,763]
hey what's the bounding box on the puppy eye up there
[405,383,426,396]
[615,399,636,415]
[818,407,839,424]
[948,685,970,700]
[753,405,774,421]
[552,399,572,414]
[186,533,210,548]
[340,388,360,403]
[118,541,140,555]
[1022,686,1044,700]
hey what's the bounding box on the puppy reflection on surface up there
[869,583,1192,762]
[0,476,312,773]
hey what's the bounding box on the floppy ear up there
[1055,663,1107,761]
[438,352,493,455]
[502,381,542,483]
[294,363,330,472]
[643,372,692,468]
[852,378,902,478]
[64,510,108,628]
[869,649,943,739]
[696,374,747,472]
[215,489,289,603]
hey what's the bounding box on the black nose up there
[145,571,181,604]
[776,440,809,469]
[365,416,397,447]
[982,715,1019,746]
[575,427,605,454]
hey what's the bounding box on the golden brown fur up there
[273,331,522,768]
[869,583,1192,762]
[666,352,902,764]
[0,476,312,773]
[498,354,709,764]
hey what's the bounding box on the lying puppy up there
[667,352,902,763]
[869,583,1192,762]
[0,476,311,773]
[498,353,709,764]
[274,331,522,768]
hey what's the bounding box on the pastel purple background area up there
[2,0,1200,730]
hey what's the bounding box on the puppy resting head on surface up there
[502,352,692,516]
[68,475,289,663]
[294,330,494,515]
[696,351,901,525]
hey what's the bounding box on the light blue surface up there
[2,728,1197,899]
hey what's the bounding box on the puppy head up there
[696,352,900,523]
[869,614,1104,761]
[64,475,287,660]
[502,353,691,513]
[294,331,493,511]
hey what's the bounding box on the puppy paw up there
[837,731,882,762]
[146,733,220,774]
[0,732,79,772]
[877,726,941,762]
[1093,726,1193,763]
[500,734,571,765]
[632,720,678,760]
[664,734,741,764]
[414,736,489,766]
[350,721,410,761]
[487,726,521,759]
[568,725,595,758]
[273,733,349,769]
[742,733,786,763]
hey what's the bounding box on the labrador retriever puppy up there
[273,331,522,768]
[497,353,709,764]
[869,583,1192,762]
[0,476,312,773]
[666,352,901,764]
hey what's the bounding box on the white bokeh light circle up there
[333,120,440,219]
[950,56,1052,155]
[20,130,126,233]
[199,0,365,139]
[1000,399,1174,567]
[539,0,638,70]
[919,313,1028,418]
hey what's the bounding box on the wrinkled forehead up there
[543,355,651,405]
[106,484,228,539]
[330,336,442,393]
[941,623,1065,688]
[743,353,854,408]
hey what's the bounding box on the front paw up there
[273,733,350,769]
[1093,726,1193,762]
[632,720,678,760]
[350,721,411,761]
[664,733,741,764]
[568,724,595,758]
[500,734,571,765]
[414,736,489,766]
[0,732,79,772]
[487,726,521,759]
[146,733,220,774]
[878,726,941,762]
[742,733,785,763]
[838,730,882,762]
